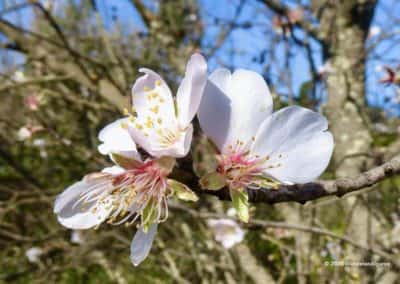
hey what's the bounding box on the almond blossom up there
[198,68,334,222]
[207,218,245,249]
[54,53,207,266]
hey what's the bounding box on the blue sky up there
[1,0,400,116]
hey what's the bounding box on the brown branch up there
[0,18,129,111]
[257,0,322,42]
[0,75,71,93]
[129,0,155,28]
[197,154,400,205]
[170,203,400,268]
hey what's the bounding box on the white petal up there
[198,68,273,153]
[149,123,193,158]
[176,53,207,127]
[198,68,233,150]
[252,106,334,184]
[130,68,183,155]
[225,69,273,152]
[131,68,176,127]
[128,121,193,158]
[98,118,141,161]
[54,177,113,229]
[101,166,125,175]
[25,247,43,263]
[130,223,158,266]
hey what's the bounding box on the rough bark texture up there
[196,154,400,204]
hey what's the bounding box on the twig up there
[197,154,400,205]
[170,203,399,268]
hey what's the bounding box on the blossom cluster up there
[54,53,334,266]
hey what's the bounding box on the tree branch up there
[198,154,400,205]
[129,0,155,28]
[257,0,322,42]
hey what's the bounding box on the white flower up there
[54,53,207,267]
[17,127,32,141]
[368,25,381,38]
[226,207,237,217]
[207,219,245,249]
[25,247,43,263]
[70,230,85,244]
[127,53,207,158]
[375,65,383,73]
[198,68,334,222]
[317,61,333,76]
[13,70,26,82]
[33,138,46,147]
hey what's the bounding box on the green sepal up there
[230,188,249,223]
[155,157,176,174]
[168,179,198,202]
[199,172,226,190]
[141,201,158,233]
[111,153,141,169]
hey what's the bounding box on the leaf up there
[199,172,226,190]
[168,179,198,202]
[230,188,249,223]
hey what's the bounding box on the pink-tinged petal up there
[130,223,158,266]
[54,176,113,229]
[198,68,273,153]
[252,106,334,184]
[176,53,207,127]
[98,118,142,162]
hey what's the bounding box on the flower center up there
[80,160,174,227]
[217,150,283,190]
[156,127,183,148]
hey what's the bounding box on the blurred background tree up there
[0,0,399,283]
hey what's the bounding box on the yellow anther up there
[150,105,159,114]
[136,124,143,130]
[157,118,162,124]
[145,117,153,128]
[120,122,128,129]
[156,80,162,86]
[159,98,165,103]
[144,86,151,91]
[129,116,136,122]
[123,108,129,115]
